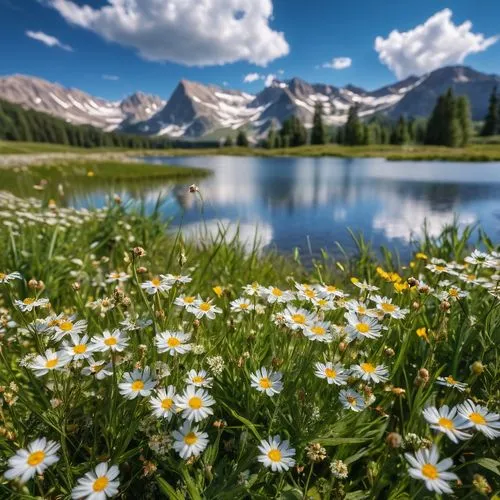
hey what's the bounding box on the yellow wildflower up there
[416,327,429,342]
[213,286,223,298]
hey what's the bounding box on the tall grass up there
[0,191,498,498]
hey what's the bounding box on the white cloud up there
[243,72,262,83]
[102,74,119,81]
[264,74,276,86]
[25,30,73,51]
[48,0,289,66]
[374,9,498,79]
[322,57,352,70]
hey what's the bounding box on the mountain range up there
[0,66,498,139]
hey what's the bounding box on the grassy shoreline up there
[3,140,500,162]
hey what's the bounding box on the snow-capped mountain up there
[1,66,498,138]
[0,75,165,131]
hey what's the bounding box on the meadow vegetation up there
[0,187,498,498]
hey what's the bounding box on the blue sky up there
[1,0,499,101]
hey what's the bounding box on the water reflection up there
[2,155,499,258]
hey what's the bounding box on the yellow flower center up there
[421,463,438,480]
[381,303,396,313]
[445,376,456,385]
[357,306,367,314]
[104,337,117,346]
[184,296,195,304]
[188,397,203,409]
[317,299,328,307]
[240,303,249,309]
[93,476,109,492]
[292,313,306,324]
[0,273,6,279]
[131,380,144,391]
[59,321,73,331]
[438,417,454,430]
[184,432,198,445]
[192,376,204,384]
[271,287,283,297]
[45,358,58,369]
[23,298,35,305]
[259,377,272,389]
[469,412,486,425]
[73,344,87,354]
[311,326,325,336]
[361,363,376,373]
[325,368,336,378]
[167,337,181,347]
[161,398,173,409]
[267,449,282,462]
[151,278,161,287]
[27,450,45,466]
[305,289,315,298]
[326,285,337,292]
[467,274,476,281]
[199,302,211,312]
[435,266,446,272]
[356,323,370,334]
[347,396,357,406]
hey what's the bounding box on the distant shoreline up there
[2,140,500,164]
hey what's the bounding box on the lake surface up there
[136,156,500,259]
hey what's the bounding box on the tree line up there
[225,87,494,149]
[0,99,172,149]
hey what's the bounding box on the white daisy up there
[4,437,60,484]
[344,312,382,341]
[15,297,49,312]
[155,331,192,356]
[150,386,177,420]
[295,283,320,302]
[350,362,389,384]
[71,462,120,499]
[436,375,467,392]
[192,299,222,320]
[317,284,347,299]
[141,276,171,295]
[303,321,334,342]
[351,278,379,292]
[172,421,209,459]
[29,349,71,377]
[63,334,97,360]
[174,294,198,313]
[370,295,408,319]
[464,250,495,267]
[405,446,458,495]
[422,405,471,443]
[118,367,156,400]
[53,318,88,342]
[345,299,377,317]
[162,273,192,285]
[250,368,283,397]
[314,362,348,385]
[174,386,215,422]
[81,358,113,380]
[186,369,213,388]
[260,286,294,304]
[257,436,296,472]
[230,298,254,313]
[106,271,129,283]
[283,306,313,331]
[242,282,261,296]
[339,389,366,412]
[0,271,22,284]
[457,400,500,439]
[92,329,129,353]
[311,297,336,311]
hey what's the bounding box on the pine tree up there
[224,135,234,147]
[236,130,249,147]
[481,86,498,136]
[443,89,462,148]
[266,125,277,149]
[344,106,363,146]
[310,102,326,145]
[425,95,447,145]
[456,96,472,146]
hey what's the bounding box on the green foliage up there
[0,99,171,150]
[343,106,364,146]
[481,86,499,137]
[236,130,249,147]
[425,89,472,147]
[310,103,327,145]
[224,135,234,147]
[280,115,308,147]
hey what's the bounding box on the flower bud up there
[470,361,484,375]
[72,282,81,291]
[386,432,402,448]
[132,246,146,257]
[136,266,148,274]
